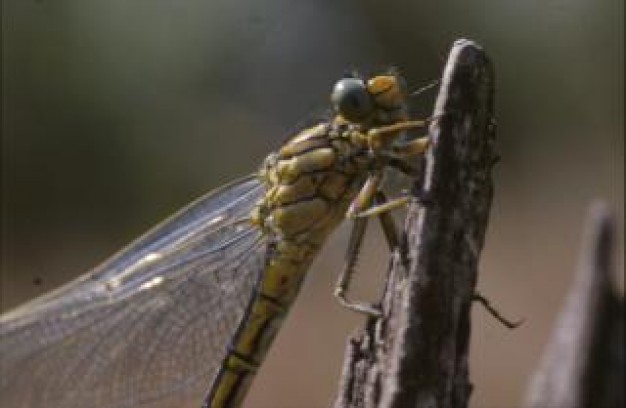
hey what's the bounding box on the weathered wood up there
[525,203,624,408]
[333,39,497,408]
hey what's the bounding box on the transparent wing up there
[0,175,267,408]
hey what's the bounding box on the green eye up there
[331,78,374,122]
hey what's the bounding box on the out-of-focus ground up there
[1,1,623,407]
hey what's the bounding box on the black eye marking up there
[330,78,374,123]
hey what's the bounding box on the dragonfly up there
[0,73,432,408]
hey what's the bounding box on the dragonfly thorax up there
[254,121,371,245]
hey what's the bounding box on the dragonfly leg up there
[375,191,416,262]
[334,217,382,316]
[375,191,400,251]
[351,168,434,219]
[346,171,382,219]
[335,191,411,316]
[353,195,411,218]
[376,135,429,178]
[374,191,412,270]
[472,291,524,329]
[367,120,428,150]
[392,135,430,157]
[380,154,420,177]
[347,171,420,220]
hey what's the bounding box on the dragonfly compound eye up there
[331,78,374,123]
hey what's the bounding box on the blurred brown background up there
[1,0,623,407]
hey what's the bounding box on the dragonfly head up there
[330,74,408,128]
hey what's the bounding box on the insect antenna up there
[409,79,440,98]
